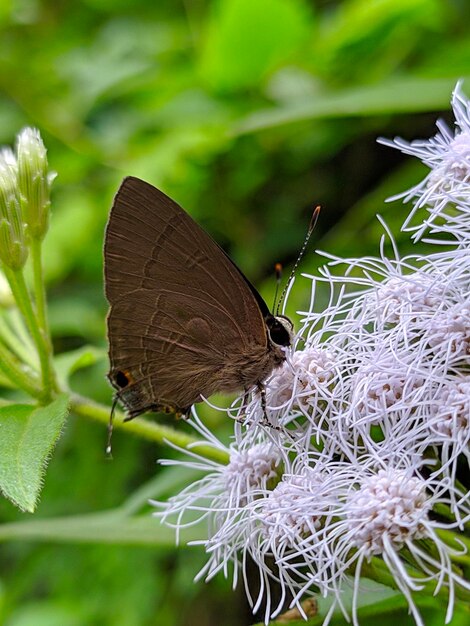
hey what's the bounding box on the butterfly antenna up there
[106,395,118,459]
[272,263,283,313]
[276,205,321,316]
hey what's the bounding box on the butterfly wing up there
[104,176,271,417]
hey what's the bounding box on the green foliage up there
[255,589,470,626]
[310,0,447,84]
[200,0,311,91]
[0,0,469,624]
[0,395,69,512]
[0,465,200,543]
[54,346,106,391]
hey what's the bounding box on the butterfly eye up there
[266,317,292,347]
[115,370,131,388]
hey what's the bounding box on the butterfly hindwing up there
[104,177,271,416]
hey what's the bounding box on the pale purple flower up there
[268,346,338,406]
[429,377,470,444]
[379,81,470,242]
[374,272,445,324]
[427,301,470,361]
[244,455,344,620]
[158,83,470,626]
[154,413,286,589]
[426,376,470,520]
[330,460,470,626]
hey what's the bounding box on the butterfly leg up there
[176,406,192,421]
[233,391,250,424]
[242,390,250,411]
[256,382,281,431]
[257,382,268,420]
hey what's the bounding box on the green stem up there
[0,371,14,388]
[433,502,455,523]
[435,503,470,532]
[31,238,58,396]
[0,341,42,398]
[356,556,401,591]
[70,393,230,465]
[0,311,38,368]
[9,308,38,357]
[438,528,470,555]
[31,238,48,336]
[359,552,470,604]
[3,265,56,401]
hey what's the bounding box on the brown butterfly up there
[104,176,294,421]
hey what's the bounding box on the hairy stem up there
[3,265,57,401]
[0,341,42,398]
[0,311,38,368]
[31,238,58,396]
[70,393,230,465]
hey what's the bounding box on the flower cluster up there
[156,83,470,625]
[0,128,54,270]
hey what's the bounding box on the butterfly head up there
[265,314,294,350]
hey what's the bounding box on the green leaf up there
[311,0,446,84]
[234,76,470,134]
[0,511,199,545]
[5,602,83,626]
[0,394,70,512]
[254,586,459,625]
[54,345,106,389]
[0,465,203,545]
[42,190,100,283]
[118,465,200,516]
[200,0,311,92]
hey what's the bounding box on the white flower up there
[429,377,470,442]
[156,419,282,526]
[224,441,282,505]
[267,346,338,411]
[348,356,425,426]
[244,457,340,620]
[427,302,470,361]
[379,81,470,242]
[158,82,470,626]
[346,468,429,555]
[374,272,444,324]
[154,414,285,588]
[427,376,470,518]
[260,471,324,542]
[329,461,470,626]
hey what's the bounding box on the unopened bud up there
[0,164,28,270]
[0,271,14,307]
[16,127,55,240]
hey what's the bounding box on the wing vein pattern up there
[104,176,270,414]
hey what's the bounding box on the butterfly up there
[104,176,294,422]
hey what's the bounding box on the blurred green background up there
[0,0,469,624]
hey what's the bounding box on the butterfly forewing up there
[104,176,270,416]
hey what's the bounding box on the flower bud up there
[0,271,14,307]
[0,147,17,172]
[16,127,55,240]
[0,156,28,270]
